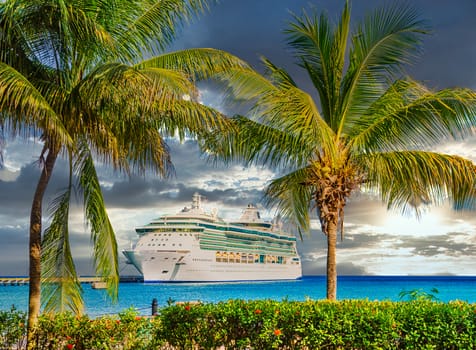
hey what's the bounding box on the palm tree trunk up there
[326,217,338,300]
[27,146,58,348]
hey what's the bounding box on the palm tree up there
[0,0,249,342]
[207,1,476,299]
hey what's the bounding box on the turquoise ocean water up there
[1,276,475,317]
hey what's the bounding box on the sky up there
[1,0,476,277]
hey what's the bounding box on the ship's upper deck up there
[136,193,295,239]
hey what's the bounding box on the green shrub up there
[0,306,27,349]
[33,308,162,349]
[1,300,475,349]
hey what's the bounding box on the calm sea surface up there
[1,276,475,317]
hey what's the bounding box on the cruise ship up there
[122,193,302,282]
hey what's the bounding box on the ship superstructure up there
[123,193,302,282]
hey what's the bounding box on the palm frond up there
[0,63,70,144]
[0,3,45,76]
[59,3,118,76]
[75,141,119,302]
[77,62,198,121]
[252,83,336,161]
[76,63,162,114]
[349,79,476,152]
[114,0,214,59]
[117,126,174,177]
[260,57,298,89]
[284,2,350,127]
[360,150,476,216]
[204,115,314,170]
[41,182,83,315]
[264,167,315,234]
[137,48,251,81]
[207,62,338,169]
[158,99,231,138]
[340,2,428,135]
[214,67,279,107]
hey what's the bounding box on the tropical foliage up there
[206,1,476,299]
[0,0,249,339]
[2,300,476,349]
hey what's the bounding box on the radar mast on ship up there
[191,192,202,210]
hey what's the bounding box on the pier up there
[0,277,29,286]
[0,276,142,286]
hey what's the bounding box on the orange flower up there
[135,316,142,320]
[184,305,191,311]
[274,329,282,336]
[254,309,262,314]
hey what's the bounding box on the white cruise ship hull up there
[123,249,301,282]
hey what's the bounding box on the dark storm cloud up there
[0,164,41,217]
[101,139,266,210]
[0,227,28,275]
[178,0,476,91]
[406,0,476,89]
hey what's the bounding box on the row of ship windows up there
[201,237,292,249]
[139,243,183,247]
[149,238,185,241]
[153,232,195,236]
[159,229,201,233]
[215,251,290,264]
[201,242,294,254]
[201,224,295,242]
[145,222,295,242]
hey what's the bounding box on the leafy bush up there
[1,300,475,349]
[0,306,27,349]
[33,308,162,350]
[156,299,476,349]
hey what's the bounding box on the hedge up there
[1,299,475,349]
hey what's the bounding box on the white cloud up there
[2,138,42,171]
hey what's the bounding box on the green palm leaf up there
[137,48,251,81]
[205,115,315,169]
[114,0,213,58]
[0,63,70,144]
[285,2,350,128]
[339,2,427,136]
[41,170,83,315]
[75,141,118,302]
[349,80,476,152]
[157,99,232,139]
[361,151,476,215]
[255,84,335,156]
[264,168,314,234]
[261,57,298,89]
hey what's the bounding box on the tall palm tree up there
[0,0,249,341]
[207,1,476,299]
